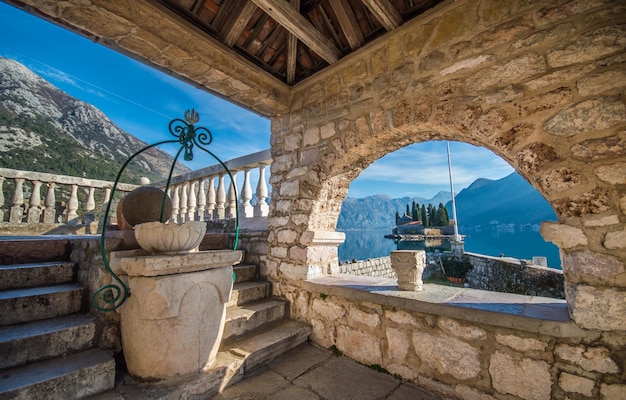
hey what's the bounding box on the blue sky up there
[0,2,513,199]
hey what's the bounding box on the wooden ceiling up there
[159,0,444,85]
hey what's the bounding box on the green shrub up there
[441,255,472,278]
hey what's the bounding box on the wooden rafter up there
[360,0,402,31]
[222,1,258,46]
[329,0,363,50]
[286,0,300,84]
[249,0,341,64]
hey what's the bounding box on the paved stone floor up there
[215,342,443,400]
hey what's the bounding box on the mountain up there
[0,56,189,183]
[337,191,452,230]
[446,172,557,227]
[338,172,557,230]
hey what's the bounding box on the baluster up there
[99,187,112,230]
[66,184,79,223]
[83,186,96,224]
[180,182,189,223]
[170,186,180,224]
[254,163,269,217]
[197,179,207,221]
[27,180,43,223]
[0,177,5,222]
[43,183,57,223]
[187,180,197,222]
[207,176,216,221]
[9,178,25,223]
[227,171,238,220]
[215,174,226,220]
[241,167,253,218]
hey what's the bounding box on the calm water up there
[338,226,561,269]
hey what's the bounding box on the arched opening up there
[337,140,561,269]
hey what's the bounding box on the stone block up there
[547,25,626,68]
[495,333,547,352]
[596,162,626,185]
[559,372,594,397]
[336,326,382,365]
[540,222,587,248]
[412,332,481,380]
[601,383,626,400]
[543,97,626,137]
[571,132,626,161]
[437,318,487,341]
[563,251,624,278]
[604,230,626,250]
[555,344,619,373]
[386,327,410,361]
[489,351,551,400]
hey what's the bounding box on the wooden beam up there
[286,0,300,84]
[249,0,341,64]
[329,0,364,50]
[223,1,258,47]
[361,0,402,31]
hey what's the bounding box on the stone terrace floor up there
[91,342,443,400]
[215,342,443,400]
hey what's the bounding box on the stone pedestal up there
[114,250,242,381]
[390,250,425,291]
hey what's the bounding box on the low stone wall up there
[339,252,565,298]
[338,257,396,278]
[465,252,565,299]
[277,280,625,400]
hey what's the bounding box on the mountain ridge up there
[338,172,557,230]
[0,56,189,183]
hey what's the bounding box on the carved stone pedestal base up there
[390,250,425,291]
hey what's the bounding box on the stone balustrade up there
[0,167,139,227]
[0,149,273,234]
[155,149,272,229]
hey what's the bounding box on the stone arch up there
[268,0,626,330]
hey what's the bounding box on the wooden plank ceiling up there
[159,0,444,85]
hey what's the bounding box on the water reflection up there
[338,227,561,269]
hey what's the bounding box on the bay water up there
[338,226,561,269]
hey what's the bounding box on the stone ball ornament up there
[134,221,207,254]
[121,186,173,227]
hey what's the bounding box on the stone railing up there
[156,149,272,230]
[0,149,272,234]
[0,168,139,228]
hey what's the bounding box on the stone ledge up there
[305,274,587,338]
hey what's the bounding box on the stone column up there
[287,230,345,280]
[390,250,425,291]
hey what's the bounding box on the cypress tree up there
[412,202,420,221]
[421,204,428,227]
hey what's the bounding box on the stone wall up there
[277,281,626,400]
[338,256,396,278]
[465,252,565,298]
[267,0,626,331]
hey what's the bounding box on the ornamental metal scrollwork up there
[93,109,239,312]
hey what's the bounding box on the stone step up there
[0,237,71,266]
[233,264,257,283]
[0,348,115,399]
[0,284,85,326]
[218,320,312,389]
[0,314,97,370]
[224,299,287,341]
[227,281,271,307]
[0,262,77,291]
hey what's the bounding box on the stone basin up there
[114,249,242,381]
[134,221,207,254]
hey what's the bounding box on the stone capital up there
[300,230,346,246]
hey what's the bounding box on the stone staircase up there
[0,237,310,399]
[0,237,115,399]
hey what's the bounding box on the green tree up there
[421,204,428,227]
[412,201,420,221]
[438,203,450,225]
[395,211,400,224]
[406,204,411,217]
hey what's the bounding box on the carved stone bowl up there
[134,221,207,254]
